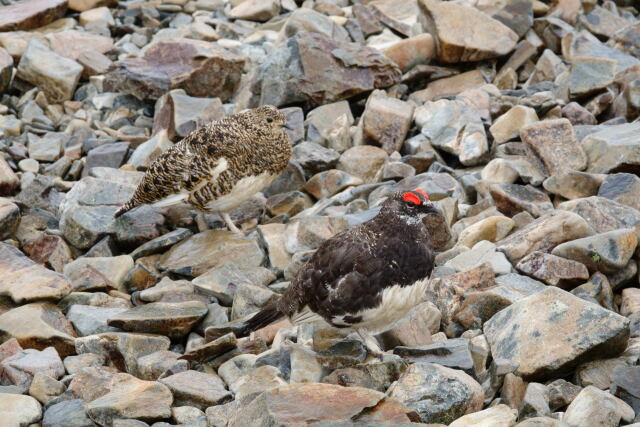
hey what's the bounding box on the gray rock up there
[583,122,640,174]
[67,305,128,336]
[484,287,630,381]
[43,398,97,427]
[547,379,581,412]
[192,262,275,306]
[159,370,232,410]
[28,132,64,162]
[520,383,551,419]
[562,386,635,427]
[516,251,590,288]
[611,365,640,422]
[83,142,130,177]
[389,362,484,424]
[0,393,42,427]
[292,141,340,177]
[394,338,474,374]
[597,173,640,211]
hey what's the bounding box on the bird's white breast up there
[205,171,276,213]
[332,277,431,335]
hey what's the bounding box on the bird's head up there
[381,189,439,225]
[252,105,291,132]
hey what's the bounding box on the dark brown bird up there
[114,105,292,233]
[239,189,437,355]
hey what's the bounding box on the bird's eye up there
[407,202,416,208]
[266,118,273,123]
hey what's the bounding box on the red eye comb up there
[414,189,430,200]
[402,192,421,205]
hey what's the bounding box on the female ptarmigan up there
[114,105,292,233]
[239,189,437,354]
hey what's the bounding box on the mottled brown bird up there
[114,105,292,233]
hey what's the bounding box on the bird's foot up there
[220,212,244,236]
[357,329,389,361]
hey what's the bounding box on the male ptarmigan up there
[239,189,437,355]
[114,105,292,233]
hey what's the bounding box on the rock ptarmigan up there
[114,105,292,233]
[239,189,437,355]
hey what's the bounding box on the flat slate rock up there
[484,287,630,381]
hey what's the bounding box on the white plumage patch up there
[332,277,432,335]
[205,171,276,212]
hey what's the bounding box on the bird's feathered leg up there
[220,211,242,235]
[357,328,385,358]
[196,212,209,233]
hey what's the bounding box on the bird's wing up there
[123,134,225,210]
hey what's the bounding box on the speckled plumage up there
[114,105,292,222]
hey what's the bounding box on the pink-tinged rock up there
[495,210,593,264]
[516,251,589,288]
[1,347,65,389]
[0,0,67,32]
[420,0,518,63]
[382,34,435,72]
[362,90,414,154]
[0,303,77,357]
[0,47,12,94]
[45,29,113,61]
[231,383,415,425]
[105,39,245,102]
[0,243,71,304]
[520,119,587,176]
[489,183,554,218]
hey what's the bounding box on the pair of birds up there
[115,105,437,355]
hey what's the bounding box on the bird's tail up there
[114,201,135,218]
[236,302,284,338]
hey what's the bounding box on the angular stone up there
[490,106,539,144]
[381,301,440,348]
[395,338,474,374]
[336,145,388,184]
[303,170,363,200]
[410,70,487,104]
[159,370,231,410]
[516,252,589,288]
[67,305,127,336]
[457,216,515,248]
[369,0,420,37]
[75,333,170,376]
[106,39,245,102]
[42,398,96,427]
[228,0,280,22]
[0,393,42,427]
[0,47,12,94]
[543,171,604,200]
[29,371,66,404]
[28,132,64,162]
[192,262,275,306]
[247,32,400,107]
[158,230,264,277]
[562,102,597,126]
[281,8,350,42]
[521,119,587,176]
[563,386,634,427]
[580,6,631,39]
[232,383,413,425]
[520,382,551,419]
[415,99,488,166]
[390,362,483,424]
[0,303,76,357]
[476,0,533,37]
[449,404,518,427]
[489,183,553,218]
[495,210,592,264]
[64,256,133,293]
[558,196,640,234]
[69,0,116,12]
[352,4,383,37]
[575,357,628,390]
[382,33,435,72]
[547,379,581,412]
[64,353,106,375]
[582,122,640,174]
[362,90,414,154]
[598,173,640,211]
[445,240,512,275]
[571,272,615,311]
[569,57,616,98]
[292,141,340,176]
[83,372,173,426]
[107,301,208,339]
[2,346,65,390]
[552,229,637,274]
[0,158,19,197]
[484,287,630,381]
[17,39,82,104]
[46,29,113,62]
[621,288,640,317]
[136,351,184,381]
[0,0,67,32]
[420,0,518,63]
[284,216,348,253]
